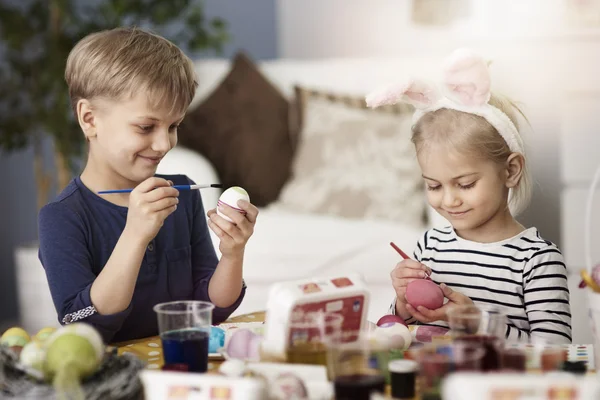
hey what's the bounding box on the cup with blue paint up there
[153,300,215,373]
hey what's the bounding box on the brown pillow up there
[178,52,293,207]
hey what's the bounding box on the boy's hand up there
[391,259,432,320]
[207,199,258,259]
[125,177,179,244]
[405,283,474,323]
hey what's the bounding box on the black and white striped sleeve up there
[520,246,572,344]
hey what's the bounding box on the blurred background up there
[1,0,599,342]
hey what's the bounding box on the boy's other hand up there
[125,177,179,244]
[405,283,474,323]
[207,199,258,260]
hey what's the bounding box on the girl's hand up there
[391,259,432,319]
[125,177,179,244]
[405,283,474,323]
[207,199,258,259]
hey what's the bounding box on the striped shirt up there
[389,226,572,344]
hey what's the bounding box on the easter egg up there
[43,323,105,396]
[219,359,247,377]
[225,329,261,361]
[1,327,31,348]
[217,187,249,223]
[209,326,226,353]
[372,323,412,350]
[34,327,57,343]
[272,373,308,399]
[376,314,407,327]
[20,340,46,376]
[406,279,444,310]
[247,333,262,361]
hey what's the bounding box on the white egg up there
[373,322,412,350]
[217,187,250,223]
[219,359,247,377]
[20,340,45,372]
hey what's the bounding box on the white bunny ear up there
[442,48,491,107]
[365,78,439,109]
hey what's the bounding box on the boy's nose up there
[152,131,172,153]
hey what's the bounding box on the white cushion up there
[277,89,425,228]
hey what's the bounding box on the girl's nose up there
[442,189,462,208]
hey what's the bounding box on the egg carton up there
[0,344,144,399]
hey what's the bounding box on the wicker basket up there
[0,345,145,399]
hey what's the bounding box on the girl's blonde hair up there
[65,27,197,117]
[411,94,532,216]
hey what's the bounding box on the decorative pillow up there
[178,52,293,207]
[277,87,426,227]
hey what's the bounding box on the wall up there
[0,0,277,328]
[275,0,600,247]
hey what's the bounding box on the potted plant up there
[0,0,229,332]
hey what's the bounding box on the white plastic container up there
[140,370,267,400]
[261,273,370,359]
[443,373,600,399]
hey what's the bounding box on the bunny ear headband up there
[365,48,525,155]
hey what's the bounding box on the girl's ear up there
[505,152,525,188]
[77,99,98,140]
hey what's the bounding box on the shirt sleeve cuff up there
[60,283,133,343]
[389,296,416,324]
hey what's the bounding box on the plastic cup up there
[286,311,344,368]
[447,305,507,371]
[328,331,386,400]
[153,301,214,373]
[412,342,485,400]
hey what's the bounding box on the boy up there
[38,27,258,343]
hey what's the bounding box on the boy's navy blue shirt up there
[38,174,245,343]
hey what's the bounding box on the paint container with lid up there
[389,359,418,399]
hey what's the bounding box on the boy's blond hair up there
[412,94,532,216]
[65,27,197,117]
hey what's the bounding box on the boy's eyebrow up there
[136,115,185,123]
[422,172,478,181]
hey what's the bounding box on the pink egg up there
[225,329,258,359]
[376,314,407,327]
[406,279,444,309]
[272,373,308,399]
[247,333,262,361]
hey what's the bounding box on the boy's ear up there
[77,99,97,139]
[505,152,525,188]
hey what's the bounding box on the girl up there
[366,49,571,344]
[38,27,258,343]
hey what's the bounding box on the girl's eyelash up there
[426,182,476,191]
